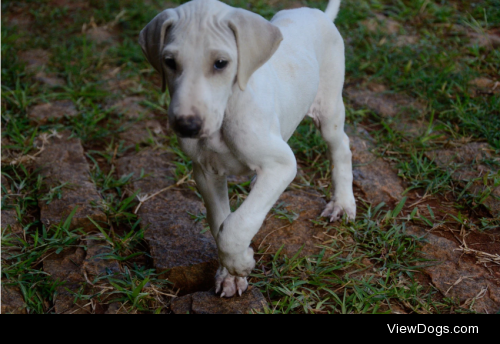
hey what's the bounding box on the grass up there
[2,0,499,314]
[252,200,472,314]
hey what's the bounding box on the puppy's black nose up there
[173,115,202,138]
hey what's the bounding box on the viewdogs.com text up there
[388,324,479,336]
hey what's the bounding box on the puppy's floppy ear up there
[139,9,178,92]
[228,9,283,91]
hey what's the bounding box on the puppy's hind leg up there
[309,95,356,222]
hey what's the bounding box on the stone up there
[1,175,22,262]
[7,12,32,30]
[395,35,419,47]
[105,302,123,314]
[1,285,27,314]
[51,0,88,9]
[116,148,218,294]
[428,142,492,176]
[362,14,401,35]
[468,77,500,96]
[82,235,121,279]
[345,88,432,138]
[1,175,22,235]
[408,227,500,314]
[34,72,65,87]
[28,101,77,124]
[348,128,405,206]
[18,49,64,86]
[19,49,50,71]
[427,142,499,216]
[252,189,330,258]
[0,208,21,237]
[366,83,387,93]
[0,205,21,234]
[116,149,176,194]
[86,27,117,44]
[140,193,219,294]
[345,88,423,118]
[469,77,497,89]
[35,131,106,232]
[484,188,500,218]
[109,96,148,119]
[468,31,500,49]
[43,235,122,314]
[435,23,500,50]
[171,287,268,314]
[105,76,140,93]
[43,247,91,314]
[119,120,164,147]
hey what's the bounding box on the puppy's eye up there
[214,60,228,70]
[165,58,177,70]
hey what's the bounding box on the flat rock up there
[51,0,89,9]
[1,205,22,234]
[346,88,434,138]
[1,285,27,314]
[35,131,106,231]
[348,127,405,206]
[468,31,500,49]
[82,235,121,279]
[104,302,125,314]
[140,193,219,294]
[1,175,22,262]
[468,77,500,97]
[19,49,50,70]
[43,235,121,314]
[435,24,500,50]
[109,96,148,119]
[104,75,140,93]
[6,12,33,30]
[116,148,218,294]
[116,149,176,193]
[395,35,419,47]
[362,14,401,35]
[119,120,164,147]
[252,189,330,258]
[428,142,493,178]
[86,27,117,45]
[28,101,77,124]
[34,72,65,87]
[408,227,500,314]
[427,142,499,216]
[345,88,423,118]
[171,287,267,314]
[43,247,91,314]
[18,49,65,87]
[1,175,22,234]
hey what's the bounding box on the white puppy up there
[140,0,356,297]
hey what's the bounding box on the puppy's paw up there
[321,199,356,222]
[215,266,248,298]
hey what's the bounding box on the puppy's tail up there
[324,0,341,21]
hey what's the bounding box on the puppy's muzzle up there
[173,115,203,138]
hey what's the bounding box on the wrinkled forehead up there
[164,4,236,57]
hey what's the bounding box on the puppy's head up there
[139,0,282,138]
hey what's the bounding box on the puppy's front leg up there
[216,138,297,297]
[193,164,246,296]
[193,163,230,238]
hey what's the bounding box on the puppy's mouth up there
[174,127,202,139]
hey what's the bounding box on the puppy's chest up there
[181,134,250,176]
